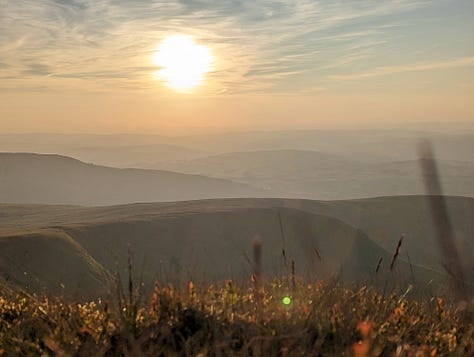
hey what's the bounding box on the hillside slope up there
[1,196,472,273]
[0,153,267,205]
[0,229,112,298]
[0,196,464,297]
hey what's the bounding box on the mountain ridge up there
[0,152,268,205]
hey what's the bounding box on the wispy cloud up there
[330,57,474,81]
[0,0,448,94]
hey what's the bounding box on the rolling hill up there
[163,129,474,163]
[1,196,471,298]
[0,153,267,205]
[0,134,208,168]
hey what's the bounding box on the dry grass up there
[0,278,473,356]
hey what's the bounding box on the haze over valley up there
[1,128,474,204]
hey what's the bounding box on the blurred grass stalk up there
[253,235,263,292]
[418,139,470,305]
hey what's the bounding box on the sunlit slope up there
[0,153,266,205]
[63,208,390,282]
[0,229,112,297]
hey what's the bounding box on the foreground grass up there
[0,280,472,356]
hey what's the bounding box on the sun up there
[153,35,213,92]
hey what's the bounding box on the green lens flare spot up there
[282,296,292,305]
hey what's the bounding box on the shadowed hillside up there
[1,196,467,297]
[1,196,472,273]
[62,208,412,285]
[294,196,474,274]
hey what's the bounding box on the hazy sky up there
[1,0,473,133]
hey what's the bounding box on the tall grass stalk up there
[419,139,470,305]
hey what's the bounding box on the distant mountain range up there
[0,196,472,298]
[2,129,474,166]
[1,151,474,204]
[2,129,474,202]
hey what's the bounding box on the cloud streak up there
[1,0,466,94]
[330,57,474,81]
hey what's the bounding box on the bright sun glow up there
[153,35,213,92]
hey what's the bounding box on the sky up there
[1,0,473,134]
